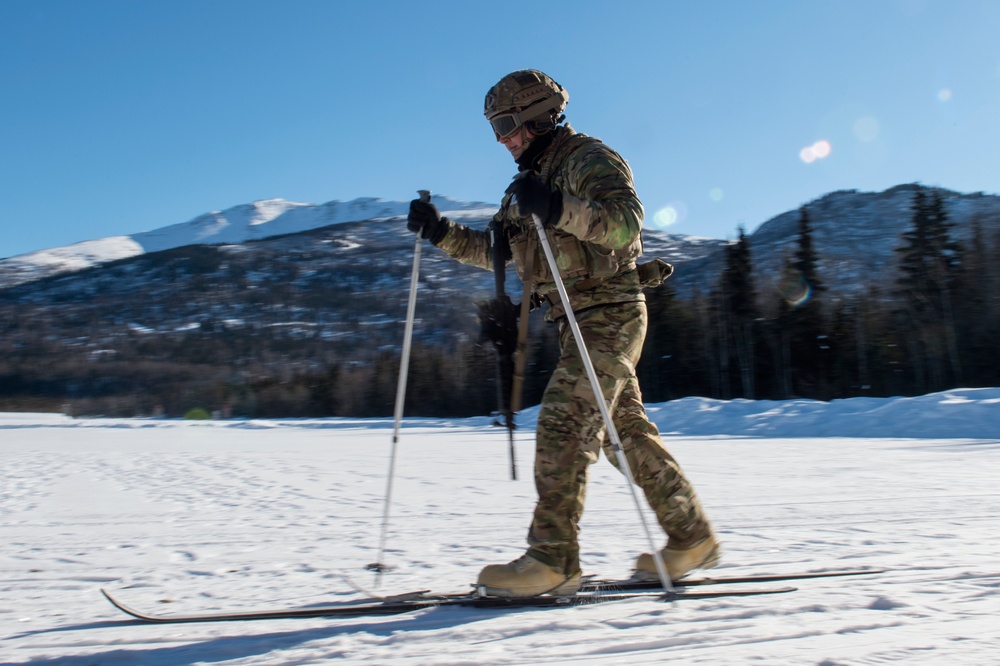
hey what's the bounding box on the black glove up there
[407,199,448,245]
[477,296,518,356]
[505,173,563,228]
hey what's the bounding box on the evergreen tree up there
[705,286,731,399]
[893,187,963,391]
[950,221,993,387]
[638,278,703,401]
[774,206,829,398]
[718,228,759,398]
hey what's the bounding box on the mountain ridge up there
[0,196,497,289]
[669,183,1000,295]
[2,184,999,298]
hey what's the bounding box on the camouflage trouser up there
[526,300,713,574]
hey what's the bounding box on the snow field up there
[2,392,999,664]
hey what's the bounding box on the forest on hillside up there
[2,186,998,419]
[638,187,1000,404]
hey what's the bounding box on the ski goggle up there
[489,112,524,139]
[488,95,558,139]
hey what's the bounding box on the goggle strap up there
[490,95,559,136]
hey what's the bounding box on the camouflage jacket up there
[436,125,645,320]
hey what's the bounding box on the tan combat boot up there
[477,554,582,598]
[634,536,721,582]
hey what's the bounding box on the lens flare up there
[778,271,812,307]
[800,139,832,164]
[654,207,677,226]
[787,285,811,307]
[709,187,724,202]
[853,116,879,142]
[937,88,952,102]
[652,202,687,229]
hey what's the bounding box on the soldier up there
[406,69,719,598]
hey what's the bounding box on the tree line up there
[638,186,1000,403]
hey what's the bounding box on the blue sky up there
[2,0,999,258]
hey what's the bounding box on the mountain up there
[0,201,728,350]
[0,199,728,416]
[5,185,999,295]
[2,184,998,418]
[670,184,1000,297]
[0,196,497,289]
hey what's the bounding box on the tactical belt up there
[569,262,638,293]
[542,257,673,310]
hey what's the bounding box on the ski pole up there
[367,189,430,582]
[530,212,674,593]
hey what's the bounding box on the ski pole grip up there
[418,190,431,203]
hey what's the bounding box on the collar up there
[515,127,557,172]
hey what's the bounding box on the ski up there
[101,567,884,624]
[101,585,794,624]
[581,566,886,592]
[361,567,886,600]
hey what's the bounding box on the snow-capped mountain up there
[5,185,998,295]
[130,197,499,253]
[0,196,497,289]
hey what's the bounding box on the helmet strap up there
[524,111,562,135]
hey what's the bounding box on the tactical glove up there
[477,296,518,356]
[506,173,563,229]
[407,199,449,245]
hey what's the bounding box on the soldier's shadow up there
[10,606,531,665]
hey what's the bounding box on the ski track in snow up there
[2,394,999,665]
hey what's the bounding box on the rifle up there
[479,219,521,481]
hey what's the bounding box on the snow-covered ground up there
[3,388,999,665]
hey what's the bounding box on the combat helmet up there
[484,70,569,139]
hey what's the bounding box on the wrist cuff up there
[429,217,451,245]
